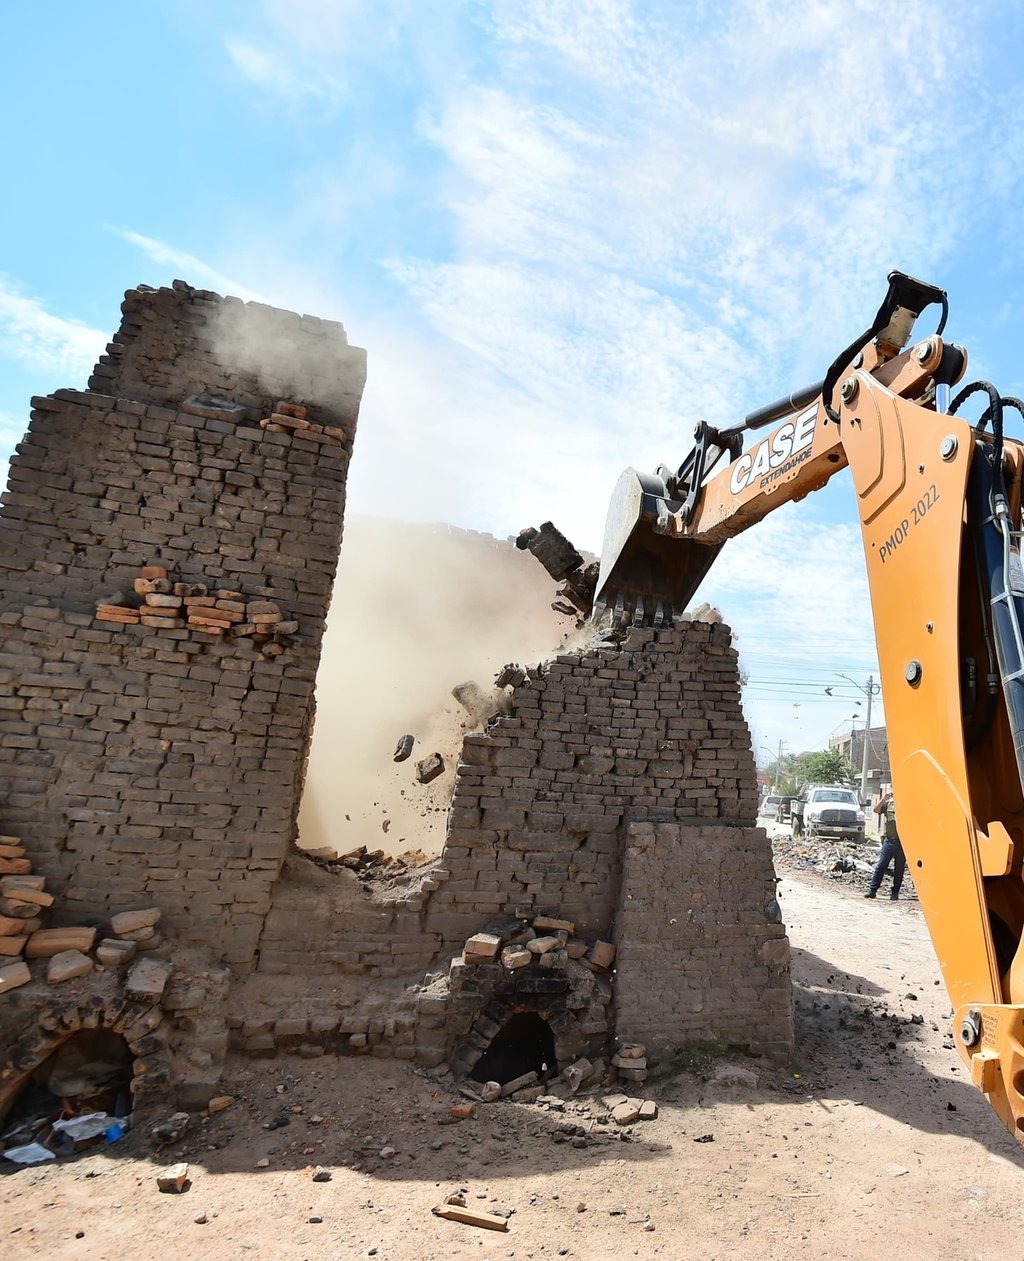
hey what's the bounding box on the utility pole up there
[861,675,874,801]
[837,672,880,802]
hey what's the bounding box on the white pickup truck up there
[790,785,865,842]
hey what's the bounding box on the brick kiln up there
[0,281,791,1135]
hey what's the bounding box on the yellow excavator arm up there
[597,272,1024,1140]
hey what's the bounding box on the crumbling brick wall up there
[249,619,792,1065]
[0,282,366,970]
[420,622,760,947]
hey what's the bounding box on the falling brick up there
[416,753,445,784]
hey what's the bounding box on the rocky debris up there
[516,522,598,617]
[393,734,415,762]
[516,523,582,579]
[157,1162,190,1193]
[771,824,918,901]
[151,1113,192,1146]
[433,1192,510,1232]
[311,1165,332,1182]
[495,663,526,689]
[416,753,446,784]
[309,845,435,889]
[562,1058,593,1093]
[710,1063,759,1089]
[600,1092,658,1125]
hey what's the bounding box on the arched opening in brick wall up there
[1,1028,133,1155]
[470,1012,557,1085]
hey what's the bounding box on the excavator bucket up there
[593,468,723,625]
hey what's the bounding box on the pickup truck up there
[790,785,866,842]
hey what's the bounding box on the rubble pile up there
[770,827,918,898]
[303,844,435,889]
[0,831,167,995]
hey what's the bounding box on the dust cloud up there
[297,515,585,858]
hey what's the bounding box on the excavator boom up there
[596,273,1024,1141]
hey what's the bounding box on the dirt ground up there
[4,845,1024,1261]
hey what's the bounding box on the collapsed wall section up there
[248,619,792,1067]
[0,283,366,970]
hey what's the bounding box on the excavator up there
[594,272,1024,1142]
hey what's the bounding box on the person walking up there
[865,789,906,900]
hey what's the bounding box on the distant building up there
[829,724,889,799]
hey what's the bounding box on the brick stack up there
[0,828,163,992]
[260,401,348,449]
[96,563,297,656]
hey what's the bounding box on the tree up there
[765,752,803,796]
[794,748,857,788]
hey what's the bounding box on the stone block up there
[48,950,94,983]
[110,906,162,934]
[0,960,31,993]
[463,933,501,961]
[26,927,97,958]
[126,957,172,1001]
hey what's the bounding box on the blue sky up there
[3,0,1024,760]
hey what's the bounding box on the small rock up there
[157,1162,189,1194]
[379,1146,396,1158]
[194,1213,208,1225]
[207,1096,234,1114]
[47,950,93,984]
[415,753,445,784]
[611,1101,642,1125]
[255,1158,270,1169]
[312,1166,332,1182]
[308,1215,323,1224]
[151,1113,191,1146]
[638,1101,658,1121]
[710,1064,759,1089]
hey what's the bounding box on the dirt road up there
[3,859,1023,1261]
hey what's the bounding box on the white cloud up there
[224,36,349,104]
[0,409,26,449]
[110,229,269,305]
[0,278,106,379]
[206,0,1007,751]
